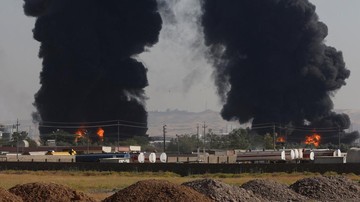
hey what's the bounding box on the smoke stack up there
[201,0,359,144]
[24,0,162,141]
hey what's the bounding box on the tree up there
[119,136,149,147]
[12,131,28,141]
[228,128,251,149]
[264,133,274,150]
[7,131,35,147]
[166,134,198,154]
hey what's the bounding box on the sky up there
[0,0,359,126]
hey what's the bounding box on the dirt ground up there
[1,175,360,201]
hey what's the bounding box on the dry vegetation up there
[1,171,360,201]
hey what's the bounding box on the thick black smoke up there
[24,0,162,141]
[201,0,359,144]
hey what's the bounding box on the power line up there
[40,119,147,125]
[38,123,148,129]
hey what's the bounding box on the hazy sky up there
[0,0,359,124]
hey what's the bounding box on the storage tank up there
[311,149,341,157]
[293,149,299,159]
[136,152,156,163]
[19,140,29,148]
[236,150,286,162]
[297,148,304,159]
[302,150,315,161]
[156,152,167,163]
[283,149,295,161]
[345,147,360,163]
[75,153,130,162]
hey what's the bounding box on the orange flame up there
[74,129,86,143]
[305,133,321,147]
[276,136,286,143]
[97,128,104,142]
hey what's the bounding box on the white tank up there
[148,152,156,163]
[137,152,157,163]
[284,149,295,160]
[293,149,299,159]
[19,140,29,148]
[236,150,286,162]
[334,149,342,157]
[346,147,360,163]
[302,150,315,161]
[137,152,145,163]
[297,149,304,159]
[158,152,167,163]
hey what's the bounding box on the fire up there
[97,128,104,142]
[276,136,286,143]
[74,128,86,142]
[305,133,321,147]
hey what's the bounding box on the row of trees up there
[0,131,38,147]
[164,128,353,153]
[165,128,271,154]
[0,128,353,153]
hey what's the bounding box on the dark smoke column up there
[202,0,359,144]
[23,0,162,140]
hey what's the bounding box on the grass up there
[1,170,360,201]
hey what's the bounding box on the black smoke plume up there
[201,0,359,145]
[24,0,162,141]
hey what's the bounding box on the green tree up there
[166,134,198,154]
[119,136,149,147]
[53,130,77,146]
[228,128,250,149]
[264,133,274,149]
[0,138,7,146]
[25,137,38,147]
[9,131,28,147]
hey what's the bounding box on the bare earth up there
[1,176,360,202]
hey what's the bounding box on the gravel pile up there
[182,178,262,202]
[9,182,96,202]
[0,187,23,202]
[290,176,360,202]
[241,179,309,202]
[102,179,212,202]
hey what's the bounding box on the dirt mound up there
[102,179,212,202]
[182,178,262,202]
[241,179,309,202]
[290,176,360,202]
[9,182,96,202]
[0,187,23,202]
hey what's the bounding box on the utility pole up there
[176,134,180,155]
[338,127,341,149]
[203,122,207,153]
[196,124,200,148]
[16,119,20,160]
[117,121,120,149]
[163,125,167,152]
[16,119,19,132]
[86,130,89,154]
[273,124,276,150]
[285,126,288,149]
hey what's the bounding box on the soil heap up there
[102,179,212,202]
[0,187,23,202]
[241,179,309,202]
[182,178,262,202]
[290,176,360,202]
[9,182,96,202]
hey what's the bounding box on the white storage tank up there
[346,147,360,163]
[19,140,29,148]
[236,150,286,162]
[283,149,295,161]
[137,152,156,163]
